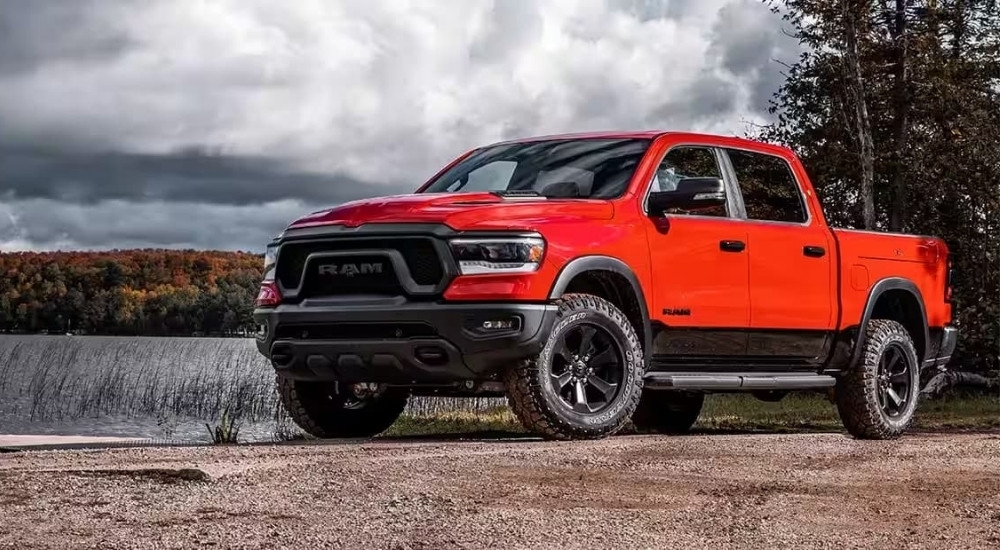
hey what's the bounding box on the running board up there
[643,372,837,391]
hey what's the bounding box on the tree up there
[760,0,999,380]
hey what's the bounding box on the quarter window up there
[650,146,727,217]
[726,149,807,223]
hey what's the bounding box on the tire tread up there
[835,319,918,440]
[503,293,644,440]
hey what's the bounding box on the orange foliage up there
[0,249,264,336]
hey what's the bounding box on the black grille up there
[300,254,402,297]
[275,322,437,340]
[404,239,443,285]
[276,237,445,293]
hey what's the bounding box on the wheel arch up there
[850,277,929,367]
[547,255,652,366]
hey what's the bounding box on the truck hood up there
[286,192,615,231]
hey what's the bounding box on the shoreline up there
[0,434,150,449]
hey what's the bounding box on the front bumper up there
[924,324,958,369]
[253,298,558,384]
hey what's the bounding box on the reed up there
[0,335,511,431]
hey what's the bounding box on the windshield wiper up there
[490,190,545,199]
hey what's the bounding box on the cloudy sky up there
[0,0,798,252]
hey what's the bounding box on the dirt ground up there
[1,432,998,550]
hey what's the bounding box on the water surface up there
[0,335,500,442]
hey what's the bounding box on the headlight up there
[263,242,279,281]
[449,237,545,275]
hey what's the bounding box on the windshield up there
[419,138,652,199]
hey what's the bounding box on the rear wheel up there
[503,293,645,440]
[631,391,704,434]
[277,378,408,438]
[835,319,919,439]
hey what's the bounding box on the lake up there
[0,335,503,443]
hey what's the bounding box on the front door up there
[643,145,751,358]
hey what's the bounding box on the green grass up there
[205,407,242,444]
[913,394,1000,431]
[379,393,1000,438]
[383,408,526,438]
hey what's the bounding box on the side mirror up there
[647,177,726,215]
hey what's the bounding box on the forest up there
[0,250,262,337]
[756,0,998,376]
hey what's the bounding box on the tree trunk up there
[920,370,999,400]
[888,0,911,232]
[843,0,877,230]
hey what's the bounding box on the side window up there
[726,149,807,223]
[651,146,727,217]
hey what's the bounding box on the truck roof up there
[495,130,788,154]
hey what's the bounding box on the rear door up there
[642,145,750,358]
[721,147,836,362]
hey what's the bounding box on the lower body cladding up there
[254,300,558,387]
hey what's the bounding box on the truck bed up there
[832,228,952,330]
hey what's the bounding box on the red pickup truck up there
[253,131,956,441]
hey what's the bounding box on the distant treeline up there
[0,250,263,336]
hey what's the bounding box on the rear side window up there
[726,149,807,223]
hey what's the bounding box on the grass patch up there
[695,393,844,433]
[205,407,242,444]
[382,407,527,438]
[379,393,1000,438]
[687,393,999,433]
[913,394,1000,431]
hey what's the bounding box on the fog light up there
[482,318,519,331]
[464,315,523,337]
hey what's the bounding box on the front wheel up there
[503,293,645,440]
[277,378,408,438]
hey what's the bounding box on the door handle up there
[719,240,746,253]
[803,245,826,258]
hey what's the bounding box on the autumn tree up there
[0,249,263,337]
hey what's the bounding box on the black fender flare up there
[849,277,930,367]
[547,255,653,364]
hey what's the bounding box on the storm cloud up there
[0,0,799,252]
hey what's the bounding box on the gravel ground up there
[1,432,998,549]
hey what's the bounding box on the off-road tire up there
[503,293,645,440]
[277,377,408,438]
[631,391,704,434]
[835,319,920,440]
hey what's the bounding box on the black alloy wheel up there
[549,323,624,414]
[876,342,914,418]
[503,293,645,440]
